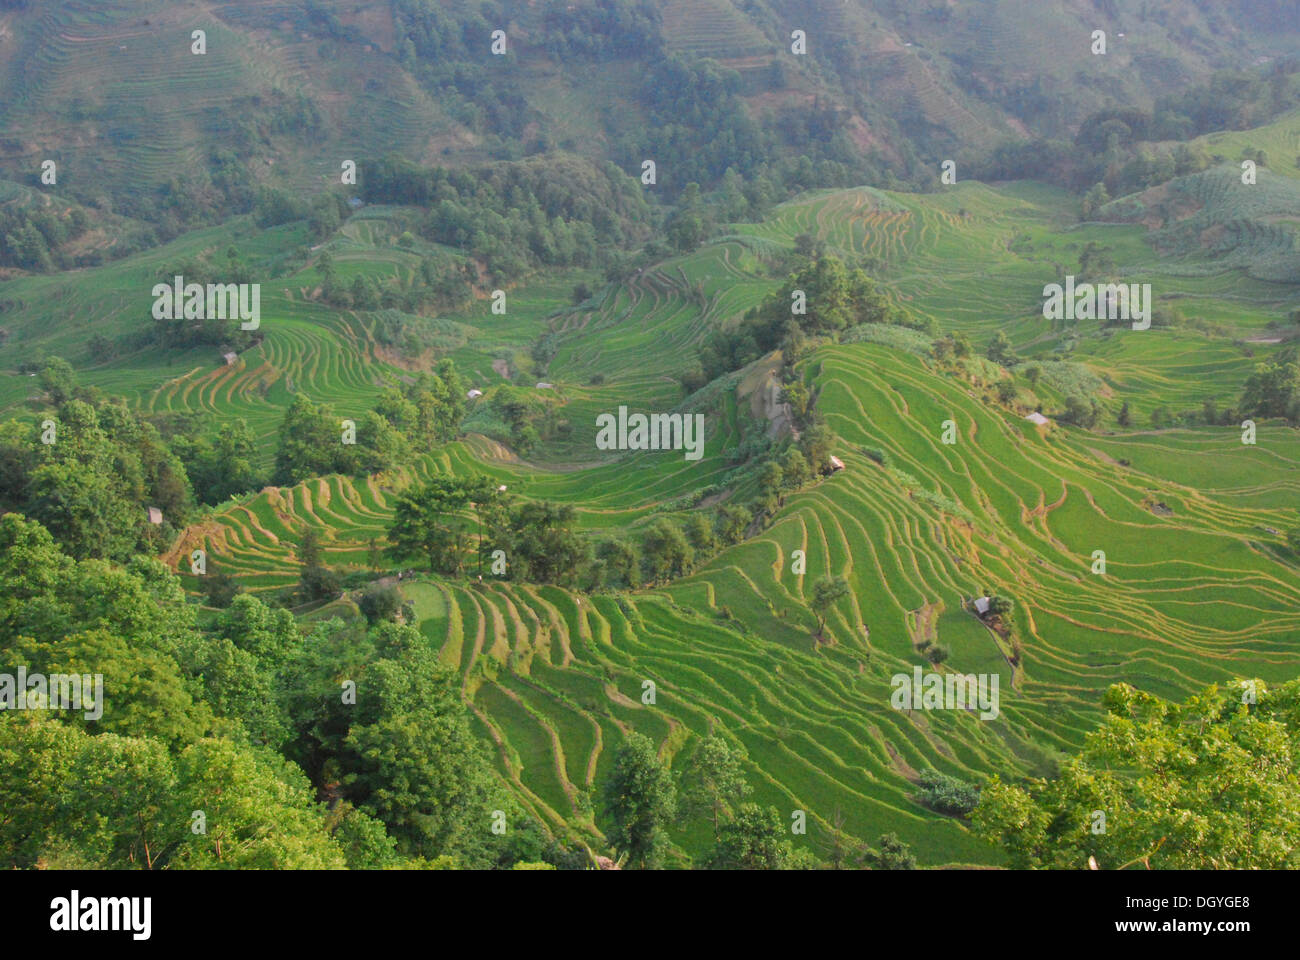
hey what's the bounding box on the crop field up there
[3,156,1297,865]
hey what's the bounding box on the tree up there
[972,679,1300,869]
[683,512,717,555]
[1240,352,1300,422]
[601,732,677,869]
[170,737,348,869]
[780,447,810,490]
[1081,182,1110,219]
[705,803,787,870]
[810,575,849,639]
[1061,394,1101,428]
[986,331,1017,366]
[1117,400,1132,427]
[680,735,750,838]
[359,583,402,623]
[597,538,641,588]
[714,504,752,546]
[865,833,917,870]
[215,593,299,669]
[387,477,475,575]
[274,394,349,485]
[297,528,340,602]
[641,519,694,583]
[507,500,591,586]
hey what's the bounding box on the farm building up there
[536,382,554,389]
[466,388,483,399]
[1025,411,1049,426]
[828,455,845,472]
[221,351,238,365]
[973,596,991,616]
[146,507,163,525]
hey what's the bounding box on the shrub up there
[917,768,980,816]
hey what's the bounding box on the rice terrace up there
[0,0,1298,895]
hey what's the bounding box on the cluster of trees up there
[537,0,663,61]
[0,359,193,561]
[0,202,90,272]
[591,435,834,592]
[149,247,263,351]
[972,679,1300,869]
[358,154,650,284]
[385,433,837,596]
[1240,347,1300,423]
[1049,347,1298,433]
[602,731,919,869]
[387,476,599,588]
[171,418,261,506]
[488,385,547,454]
[690,254,912,388]
[314,252,475,320]
[0,513,569,869]
[979,65,1295,202]
[274,360,467,485]
[615,54,905,210]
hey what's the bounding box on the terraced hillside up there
[0,172,1269,863]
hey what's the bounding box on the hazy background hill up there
[0,0,1295,226]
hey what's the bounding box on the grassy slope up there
[2,158,1298,863]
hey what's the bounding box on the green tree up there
[640,518,694,583]
[387,477,475,575]
[680,735,751,838]
[865,832,917,870]
[1240,352,1300,422]
[601,732,677,869]
[507,500,591,586]
[972,679,1300,869]
[810,575,849,640]
[986,331,1017,366]
[705,803,787,870]
[597,537,641,589]
[714,504,752,546]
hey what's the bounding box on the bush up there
[917,768,980,816]
[359,583,403,623]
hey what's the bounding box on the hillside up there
[5,174,1294,862]
[1,0,1298,877]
